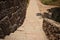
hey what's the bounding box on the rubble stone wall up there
[43,18,60,40]
[0,0,28,38]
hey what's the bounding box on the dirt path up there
[37,0,58,13]
[1,0,48,40]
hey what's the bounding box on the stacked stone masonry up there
[0,0,28,38]
[43,18,60,40]
[42,7,60,40]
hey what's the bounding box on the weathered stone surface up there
[0,16,11,36]
[0,27,4,38]
[43,18,60,40]
[50,7,60,22]
[42,7,60,40]
[0,0,28,38]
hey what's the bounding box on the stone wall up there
[0,0,28,38]
[47,7,60,22]
[43,18,60,40]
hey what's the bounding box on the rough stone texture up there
[43,18,60,40]
[40,7,60,40]
[47,7,60,22]
[0,0,28,38]
[43,7,60,23]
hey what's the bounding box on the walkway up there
[1,0,48,40]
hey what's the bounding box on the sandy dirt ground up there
[37,0,58,13]
[0,0,49,40]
